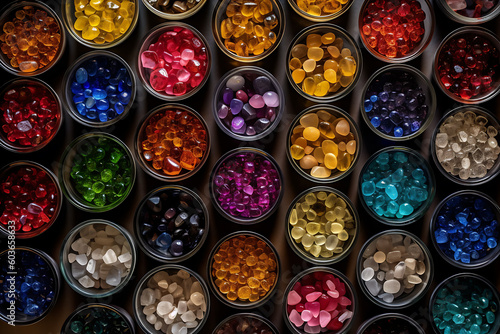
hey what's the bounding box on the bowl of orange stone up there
[208,231,280,309]
[134,103,210,182]
[61,0,139,48]
[288,0,354,22]
[287,105,361,183]
[286,23,362,102]
[0,1,65,76]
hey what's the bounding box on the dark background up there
[0,0,499,333]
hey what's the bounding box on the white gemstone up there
[383,279,401,294]
[106,267,121,286]
[157,301,174,317]
[78,275,95,288]
[118,252,131,263]
[68,253,77,263]
[140,288,155,306]
[361,267,374,281]
[86,259,96,274]
[102,249,117,264]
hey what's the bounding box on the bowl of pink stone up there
[59,219,137,298]
[138,22,211,101]
[436,0,500,24]
[209,147,284,225]
[284,267,356,334]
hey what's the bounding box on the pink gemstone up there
[319,310,331,328]
[243,185,254,195]
[177,69,191,82]
[181,48,195,60]
[289,309,304,327]
[327,290,339,298]
[190,73,203,87]
[330,309,339,318]
[308,316,320,327]
[263,91,279,107]
[249,94,265,109]
[186,59,201,73]
[304,324,320,334]
[305,301,320,318]
[325,280,336,291]
[325,299,338,312]
[141,51,159,69]
[301,309,313,322]
[338,296,351,306]
[149,68,169,91]
[173,82,187,96]
[306,292,322,302]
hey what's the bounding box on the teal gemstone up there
[470,324,481,334]
[453,314,465,324]
[485,311,495,324]
[479,297,489,309]
[385,184,398,200]
[448,303,460,314]
[70,320,83,333]
[411,168,425,180]
[393,151,408,163]
[391,168,404,182]
[361,181,375,196]
[399,203,414,216]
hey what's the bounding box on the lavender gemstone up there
[230,98,244,115]
[263,91,279,107]
[246,126,256,136]
[218,104,229,119]
[231,116,245,130]
[249,94,265,109]
[223,87,234,105]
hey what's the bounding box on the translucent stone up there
[436,133,449,148]
[472,149,485,163]
[458,131,468,142]
[461,158,471,169]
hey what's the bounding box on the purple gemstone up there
[223,87,233,105]
[253,76,272,95]
[249,94,265,109]
[241,103,257,121]
[232,121,247,134]
[230,98,244,115]
[218,104,229,119]
[263,91,279,107]
[253,118,271,133]
[245,126,256,136]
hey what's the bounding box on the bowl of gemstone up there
[287,0,354,22]
[356,313,425,334]
[142,0,207,19]
[431,106,500,185]
[61,303,135,334]
[213,313,279,334]
[357,230,433,309]
[361,64,436,141]
[436,0,500,24]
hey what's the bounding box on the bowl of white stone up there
[356,229,433,309]
[59,219,136,298]
[133,264,210,334]
[431,105,500,186]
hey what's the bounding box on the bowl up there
[212,0,285,62]
[142,0,207,19]
[285,186,359,265]
[286,104,361,183]
[60,303,135,334]
[431,105,500,186]
[209,147,283,224]
[134,103,210,182]
[286,23,362,102]
[283,266,356,334]
[0,78,62,152]
[429,273,500,334]
[59,132,136,212]
[433,26,500,104]
[133,264,210,334]
[61,0,138,49]
[360,64,436,141]
[358,0,435,63]
[430,190,500,269]
[60,219,136,298]
[358,146,435,225]
[356,313,425,334]
[435,0,500,24]
[356,229,433,309]
[213,66,284,141]
[207,231,280,309]
[0,247,60,325]
[62,50,136,127]
[137,22,211,101]
[287,0,354,22]
[213,313,279,334]
[0,160,62,239]
[0,0,66,76]
[134,185,209,263]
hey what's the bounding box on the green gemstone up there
[95,148,105,161]
[94,193,106,207]
[92,182,105,194]
[83,188,95,202]
[101,169,113,182]
[110,149,123,163]
[87,160,96,172]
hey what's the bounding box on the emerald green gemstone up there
[94,193,106,207]
[95,148,105,161]
[101,169,113,182]
[92,182,105,194]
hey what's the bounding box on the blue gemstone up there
[96,99,109,111]
[119,91,131,104]
[75,67,88,84]
[155,232,172,250]
[105,85,117,95]
[76,103,86,114]
[435,229,448,243]
[98,112,108,122]
[73,93,85,103]
[364,99,373,112]
[86,59,98,76]
[92,88,107,100]
[85,97,96,108]
[394,127,403,137]
[371,116,381,128]
[71,82,83,94]
[83,89,93,98]
[87,109,97,120]
[115,102,124,115]
[109,94,119,105]
[370,94,378,102]
[487,237,497,248]
[107,109,117,119]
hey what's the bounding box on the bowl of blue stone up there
[430,190,500,269]
[361,64,436,141]
[62,50,136,127]
[61,303,135,334]
[213,66,284,141]
[358,146,436,226]
[0,247,60,325]
[134,185,209,263]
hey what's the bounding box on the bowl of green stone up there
[61,303,135,334]
[59,132,136,212]
[429,273,500,334]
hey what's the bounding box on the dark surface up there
[0,0,499,333]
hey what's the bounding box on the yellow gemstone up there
[321,32,336,44]
[303,127,320,141]
[324,153,338,170]
[314,81,330,97]
[311,166,331,178]
[290,144,305,160]
[82,25,100,40]
[74,16,89,31]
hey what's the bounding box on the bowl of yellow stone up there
[286,104,361,183]
[62,0,139,49]
[286,23,362,103]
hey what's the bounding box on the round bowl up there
[283,266,356,334]
[60,219,136,298]
[133,264,210,334]
[209,147,283,224]
[61,303,135,334]
[137,22,211,101]
[429,273,500,334]
[356,313,425,334]
[436,0,500,24]
[287,104,361,183]
[285,186,359,265]
[358,146,435,226]
[59,132,136,212]
[0,78,62,152]
[431,105,500,186]
[213,66,284,141]
[358,0,435,63]
[212,0,285,62]
[0,160,62,239]
[430,190,500,269]
[356,229,433,309]
[61,0,138,49]
[207,231,280,309]
[433,26,500,104]
[62,50,136,128]
[142,0,207,19]
[287,0,354,22]
[360,64,436,141]
[134,185,209,263]
[286,23,362,102]
[0,247,60,325]
[0,0,66,76]
[213,313,279,334]
[134,103,210,182]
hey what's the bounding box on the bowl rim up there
[355,312,425,334]
[212,65,285,141]
[285,185,360,265]
[359,64,437,141]
[435,0,500,24]
[211,312,279,334]
[287,0,355,22]
[141,0,208,20]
